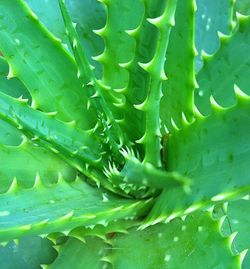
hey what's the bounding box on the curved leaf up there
[0,0,96,129]
[110,211,240,269]
[195,0,234,71]
[0,177,153,242]
[195,13,250,115]
[160,0,196,132]
[0,236,57,269]
[145,92,250,225]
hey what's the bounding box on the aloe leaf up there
[104,153,190,198]
[145,91,250,225]
[0,56,31,101]
[64,0,105,79]
[24,0,106,77]
[227,199,250,254]
[0,92,103,165]
[0,236,57,269]
[94,0,143,89]
[48,237,108,269]
[235,0,250,15]
[0,91,127,193]
[0,91,122,192]
[0,119,22,146]
[24,0,105,78]
[116,1,160,146]
[0,0,96,129]
[0,177,153,242]
[58,0,130,163]
[62,0,106,79]
[217,198,250,268]
[92,0,147,148]
[0,56,31,146]
[24,0,69,46]
[0,140,76,193]
[68,219,137,241]
[195,0,234,71]
[160,0,196,132]
[0,56,31,145]
[195,13,250,115]
[137,0,177,167]
[109,211,240,269]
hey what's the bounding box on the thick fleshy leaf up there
[24,0,105,78]
[0,92,104,165]
[0,236,57,269]
[0,56,30,146]
[58,0,130,163]
[0,0,96,129]
[235,0,250,15]
[117,0,166,145]
[135,0,178,167]
[0,119,22,146]
[145,92,250,225]
[0,177,153,242]
[49,237,108,269]
[104,153,190,198]
[94,0,143,89]
[195,13,250,115]
[160,0,195,132]
[0,141,76,193]
[110,211,240,269]
[0,56,31,101]
[217,198,250,269]
[195,0,234,71]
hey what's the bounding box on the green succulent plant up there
[0,0,250,268]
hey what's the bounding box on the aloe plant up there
[0,0,250,268]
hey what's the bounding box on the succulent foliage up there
[0,0,250,268]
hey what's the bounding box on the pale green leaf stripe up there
[0,177,153,242]
[0,0,96,129]
[160,0,195,133]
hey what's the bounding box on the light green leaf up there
[49,237,108,269]
[160,0,196,132]
[110,211,240,269]
[145,93,250,225]
[0,0,96,129]
[0,177,153,242]
[0,141,76,193]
